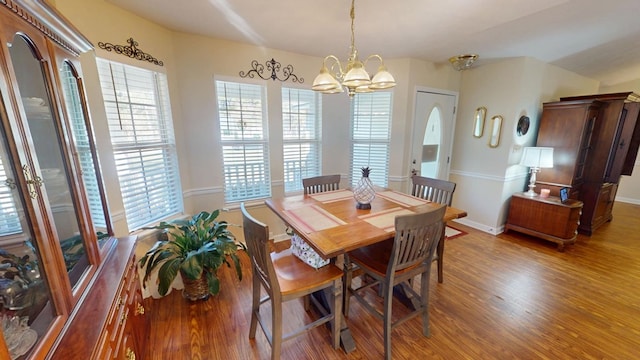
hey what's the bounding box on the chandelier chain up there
[350,0,356,58]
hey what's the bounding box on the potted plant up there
[139,210,245,301]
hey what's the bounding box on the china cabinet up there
[535,93,640,235]
[0,1,145,359]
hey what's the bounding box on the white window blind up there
[351,92,392,187]
[0,156,21,235]
[216,80,271,202]
[60,63,107,229]
[282,87,321,192]
[97,59,183,231]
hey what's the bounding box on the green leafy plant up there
[139,210,245,297]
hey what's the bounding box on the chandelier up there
[449,54,478,71]
[311,0,396,97]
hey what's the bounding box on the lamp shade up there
[312,66,341,91]
[520,147,554,168]
[342,60,371,87]
[369,65,396,89]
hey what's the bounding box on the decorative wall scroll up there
[98,37,164,66]
[239,58,304,83]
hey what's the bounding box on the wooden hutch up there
[534,92,640,235]
[0,1,147,359]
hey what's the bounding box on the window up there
[350,92,392,187]
[215,80,270,202]
[97,59,182,231]
[282,87,321,192]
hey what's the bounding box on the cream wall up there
[53,0,457,239]
[450,57,600,233]
[52,0,638,241]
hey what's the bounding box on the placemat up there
[284,204,347,233]
[309,189,354,203]
[359,207,415,232]
[376,191,430,207]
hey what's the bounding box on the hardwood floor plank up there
[143,202,640,359]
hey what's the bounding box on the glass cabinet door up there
[0,96,55,360]
[8,35,90,289]
[59,61,113,248]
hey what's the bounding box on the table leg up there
[311,289,356,353]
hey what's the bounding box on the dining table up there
[264,188,467,352]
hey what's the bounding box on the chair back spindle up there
[303,174,341,195]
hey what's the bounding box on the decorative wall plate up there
[517,115,530,136]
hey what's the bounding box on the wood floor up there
[143,201,640,359]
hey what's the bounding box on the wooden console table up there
[505,193,583,251]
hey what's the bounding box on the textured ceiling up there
[107,0,640,86]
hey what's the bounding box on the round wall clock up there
[517,115,530,136]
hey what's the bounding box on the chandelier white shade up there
[520,147,554,196]
[311,0,396,97]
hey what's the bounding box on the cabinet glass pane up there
[59,62,111,247]
[9,35,89,288]
[0,96,54,360]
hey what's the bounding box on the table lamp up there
[520,147,554,197]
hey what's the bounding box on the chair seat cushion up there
[271,248,342,295]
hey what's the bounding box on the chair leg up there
[249,275,260,339]
[331,279,343,349]
[383,282,394,360]
[303,294,311,311]
[343,255,353,317]
[437,233,445,283]
[420,269,431,337]
[271,297,283,360]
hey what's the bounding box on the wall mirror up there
[488,115,503,148]
[473,106,486,138]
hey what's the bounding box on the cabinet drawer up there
[506,193,583,250]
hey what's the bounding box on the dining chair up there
[411,174,457,283]
[302,174,341,195]
[241,203,343,360]
[343,205,446,360]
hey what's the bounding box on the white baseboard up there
[615,196,640,205]
[450,218,504,235]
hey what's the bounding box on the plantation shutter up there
[282,87,321,192]
[97,59,183,231]
[216,80,271,202]
[351,92,392,187]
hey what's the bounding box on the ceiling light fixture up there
[312,0,396,97]
[449,54,479,71]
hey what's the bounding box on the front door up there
[411,89,457,179]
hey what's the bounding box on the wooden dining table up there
[265,188,467,353]
[265,188,467,259]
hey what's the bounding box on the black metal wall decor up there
[98,37,164,66]
[239,58,303,83]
